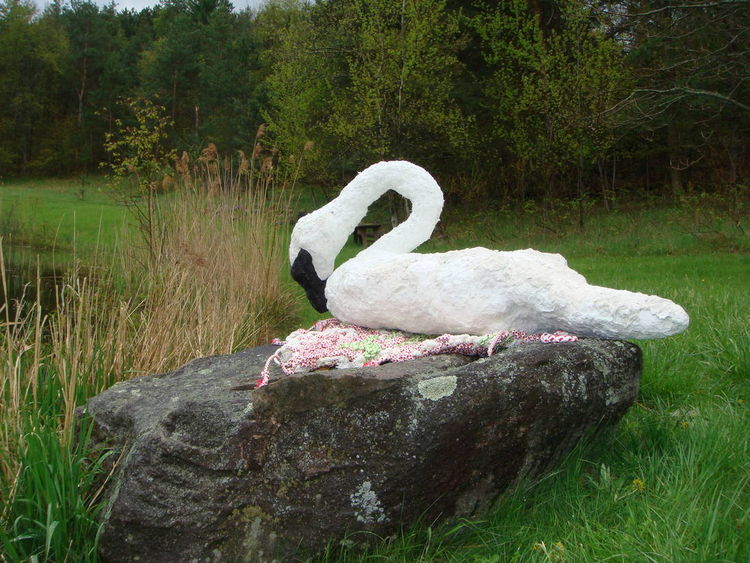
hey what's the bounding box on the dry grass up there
[0,249,46,494]
[0,151,297,522]
[119,177,295,377]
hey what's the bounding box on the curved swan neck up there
[290,161,444,281]
[339,161,444,257]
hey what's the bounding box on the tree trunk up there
[396,0,406,152]
[577,155,585,230]
[598,160,609,212]
[528,0,544,34]
[77,55,87,125]
[172,70,178,121]
[668,123,682,196]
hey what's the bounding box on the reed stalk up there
[0,147,297,558]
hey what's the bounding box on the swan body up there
[290,161,689,339]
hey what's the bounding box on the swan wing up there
[326,248,688,338]
[326,248,585,335]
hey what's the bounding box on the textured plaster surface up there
[290,161,689,339]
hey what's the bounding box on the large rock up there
[84,339,641,562]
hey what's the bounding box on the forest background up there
[2,0,748,208]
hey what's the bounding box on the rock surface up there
[84,339,642,562]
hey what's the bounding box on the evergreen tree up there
[0,0,70,174]
[59,1,123,169]
[140,1,203,138]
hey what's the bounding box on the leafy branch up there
[102,97,176,265]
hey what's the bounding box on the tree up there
[616,0,750,194]
[328,0,467,170]
[194,3,258,147]
[260,0,338,182]
[140,2,203,134]
[103,97,176,264]
[58,1,125,170]
[139,0,260,152]
[262,0,468,196]
[475,0,627,202]
[0,0,69,174]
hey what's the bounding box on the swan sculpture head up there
[289,210,345,313]
[289,161,689,339]
[290,161,444,314]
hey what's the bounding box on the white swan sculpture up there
[290,161,689,339]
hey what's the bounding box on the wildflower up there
[532,541,566,559]
[632,478,645,492]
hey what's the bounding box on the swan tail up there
[562,286,689,340]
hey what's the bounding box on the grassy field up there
[0,177,131,253]
[1,177,748,561]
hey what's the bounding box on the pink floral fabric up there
[255,319,578,389]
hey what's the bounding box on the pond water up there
[2,243,66,318]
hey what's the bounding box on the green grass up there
[0,177,132,253]
[1,179,748,561]
[439,201,748,256]
[1,421,111,562]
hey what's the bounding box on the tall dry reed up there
[0,147,298,523]
[119,153,296,376]
[0,246,45,496]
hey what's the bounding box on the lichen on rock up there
[417,375,457,401]
[350,481,387,524]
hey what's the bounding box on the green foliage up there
[54,1,123,171]
[263,0,469,181]
[139,0,262,150]
[103,96,175,189]
[0,421,111,562]
[0,0,265,177]
[0,0,747,202]
[259,0,333,181]
[0,0,70,175]
[475,0,627,198]
[103,96,176,263]
[329,0,467,166]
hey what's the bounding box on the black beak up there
[291,249,328,313]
